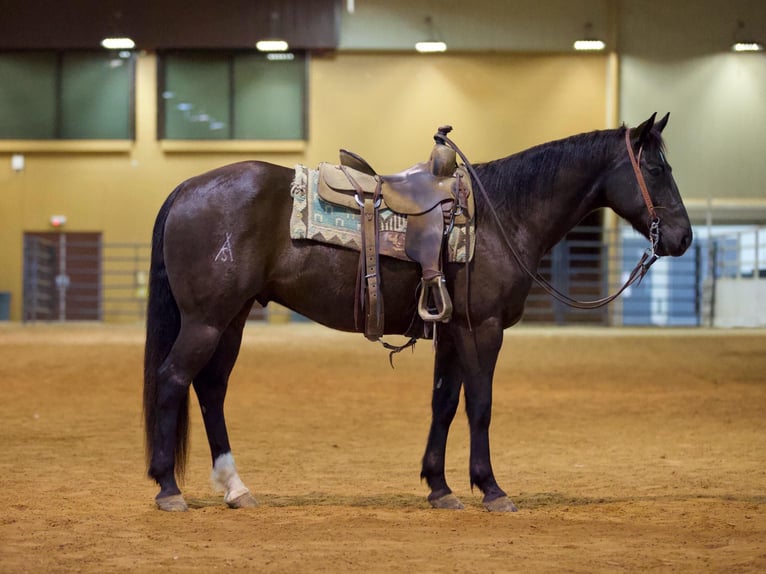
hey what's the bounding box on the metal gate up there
[22,236,268,323]
[23,232,101,321]
[702,226,766,327]
[23,235,57,321]
[524,225,610,325]
[523,223,703,326]
[101,242,151,321]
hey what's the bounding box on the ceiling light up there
[257,10,289,53]
[574,22,605,52]
[574,39,606,51]
[101,37,135,50]
[256,39,289,52]
[415,16,447,54]
[415,41,447,53]
[732,42,764,52]
[731,20,763,53]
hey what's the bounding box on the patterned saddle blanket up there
[289,164,475,263]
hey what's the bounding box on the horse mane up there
[471,125,665,211]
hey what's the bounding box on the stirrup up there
[417,275,453,323]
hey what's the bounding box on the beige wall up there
[307,52,607,170]
[337,0,766,223]
[622,53,766,221]
[0,52,606,320]
[618,0,766,223]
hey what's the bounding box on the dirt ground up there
[0,322,764,573]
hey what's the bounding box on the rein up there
[439,128,662,311]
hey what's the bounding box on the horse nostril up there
[680,232,691,252]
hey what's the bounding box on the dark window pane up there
[61,52,133,139]
[234,54,305,140]
[0,51,133,140]
[160,51,306,141]
[0,52,57,139]
[162,54,230,140]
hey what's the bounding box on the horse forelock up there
[620,122,668,155]
[650,128,668,155]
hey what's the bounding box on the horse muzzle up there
[657,227,693,257]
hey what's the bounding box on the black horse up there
[144,113,692,512]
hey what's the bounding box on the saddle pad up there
[289,165,475,263]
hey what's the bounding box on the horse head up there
[604,113,692,257]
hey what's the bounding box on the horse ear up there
[631,112,657,147]
[655,112,670,133]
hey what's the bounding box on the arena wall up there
[3,0,764,323]
[0,52,607,321]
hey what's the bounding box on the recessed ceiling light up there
[732,42,764,52]
[574,39,606,51]
[415,41,447,53]
[101,37,135,50]
[256,39,289,52]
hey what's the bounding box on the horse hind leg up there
[148,320,225,511]
[193,301,258,509]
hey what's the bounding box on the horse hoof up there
[227,492,259,509]
[483,496,518,513]
[429,493,465,510]
[156,494,188,512]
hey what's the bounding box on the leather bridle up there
[625,128,661,261]
[440,127,662,312]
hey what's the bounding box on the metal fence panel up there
[25,222,712,326]
[102,243,151,322]
[706,226,766,327]
[23,235,57,321]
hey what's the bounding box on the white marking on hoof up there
[227,492,259,509]
[483,496,518,512]
[212,452,252,506]
[429,493,465,510]
[156,494,188,512]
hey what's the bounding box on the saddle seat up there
[319,157,457,216]
[336,151,457,215]
[315,126,472,341]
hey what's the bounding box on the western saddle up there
[316,125,473,341]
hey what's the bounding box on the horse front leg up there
[421,332,465,509]
[455,322,518,512]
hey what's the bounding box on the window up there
[0,51,135,140]
[159,51,306,140]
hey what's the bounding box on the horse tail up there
[143,186,190,483]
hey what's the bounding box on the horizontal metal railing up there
[711,226,765,280]
[25,222,716,326]
[102,243,151,321]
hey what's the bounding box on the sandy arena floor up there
[0,322,764,573]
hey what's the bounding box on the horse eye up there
[648,166,662,176]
